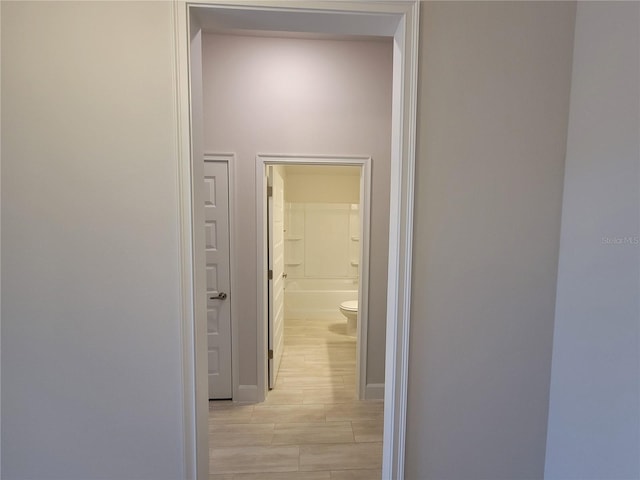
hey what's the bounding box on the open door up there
[267,166,285,389]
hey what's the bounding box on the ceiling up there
[191,4,401,39]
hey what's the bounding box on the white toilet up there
[339,300,358,335]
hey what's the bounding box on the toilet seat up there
[340,300,358,312]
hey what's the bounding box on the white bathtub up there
[284,278,358,320]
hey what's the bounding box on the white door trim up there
[176,2,419,479]
[256,154,372,402]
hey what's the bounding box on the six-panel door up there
[204,160,232,399]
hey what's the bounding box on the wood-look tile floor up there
[209,316,383,479]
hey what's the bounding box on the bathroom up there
[266,161,366,398]
[281,164,361,335]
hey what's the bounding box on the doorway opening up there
[259,158,373,402]
[177,3,419,479]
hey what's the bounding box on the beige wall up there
[285,166,360,204]
[4,2,635,479]
[201,34,392,386]
[545,3,640,478]
[405,2,576,478]
[1,1,184,478]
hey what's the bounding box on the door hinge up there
[268,269,273,280]
[268,349,274,360]
[267,185,273,197]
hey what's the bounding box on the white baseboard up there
[365,383,385,400]
[235,385,258,403]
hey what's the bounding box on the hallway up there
[209,316,384,479]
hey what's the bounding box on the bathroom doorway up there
[260,159,372,400]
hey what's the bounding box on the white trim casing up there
[358,157,373,401]
[183,9,209,478]
[382,3,420,480]
[177,3,419,480]
[255,154,372,403]
[172,2,196,479]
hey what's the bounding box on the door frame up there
[174,2,419,479]
[265,164,286,391]
[256,155,372,401]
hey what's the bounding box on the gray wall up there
[201,34,392,387]
[405,2,576,478]
[545,2,640,478]
[1,2,184,478]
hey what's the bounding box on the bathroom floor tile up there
[285,336,329,346]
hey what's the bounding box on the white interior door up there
[204,160,232,399]
[268,166,285,389]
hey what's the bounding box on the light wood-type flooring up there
[209,316,383,479]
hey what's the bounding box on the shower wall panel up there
[285,202,359,280]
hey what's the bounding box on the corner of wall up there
[365,383,384,400]
[236,385,259,403]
